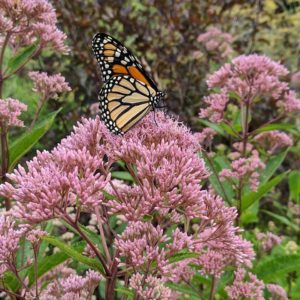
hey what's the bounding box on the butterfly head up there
[152,90,166,107]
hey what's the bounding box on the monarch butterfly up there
[92,33,166,134]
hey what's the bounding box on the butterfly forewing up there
[92,33,158,89]
[99,75,157,134]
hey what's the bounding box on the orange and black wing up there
[92,33,158,90]
[99,75,157,134]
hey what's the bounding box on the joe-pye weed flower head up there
[0,112,255,299]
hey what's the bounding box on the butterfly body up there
[92,33,165,134]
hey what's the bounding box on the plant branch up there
[3,46,41,81]
[105,251,120,300]
[0,122,10,210]
[0,288,25,300]
[0,32,11,84]
[33,247,39,299]
[62,213,110,276]
[95,206,111,264]
[209,276,217,300]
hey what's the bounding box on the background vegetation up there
[1,0,300,299]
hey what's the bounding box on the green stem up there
[209,276,217,300]
[0,123,10,210]
[33,247,39,298]
[63,214,110,276]
[105,251,119,300]
[236,101,250,224]
[0,33,11,210]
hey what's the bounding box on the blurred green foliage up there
[50,0,300,130]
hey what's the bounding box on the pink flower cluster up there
[130,273,178,300]
[226,268,265,300]
[195,127,216,146]
[200,54,300,123]
[207,54,288,99]
[256,231,282,252]
[220,144,265,191]
[254,130,292,154]
[0,145,111,223]
[267,284,289,300]
[0,98,27,127]
[39,270,102,300]
[197,27,234,59]
[29,71,71,99]
[0,0,68,53]
[0,215,28,265]
[0,112,256,297]
[0,214,50,289]
[199,92,229,123]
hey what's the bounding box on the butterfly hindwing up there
[92,33,158,89]
[99,75,158,134]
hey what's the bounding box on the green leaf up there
[78,224,105,253]
[102,190,116,200]
[115,287,134,298]
[42,236,105,274]
[6,43,38,75]
[255,123,295,134]
[111,171,134,182]
[142,214,153,221]
[288,170,300,203]
[202,153,234,203]
[27,251,70,287]
[213,156,235,198]
[168,251,199,264]
[38,221,54,260]
[219,122,239,137]
[166,283,201,299]
[2,272,20,292]
[260,149,289,184]
[198,119,226,136]
[61,221,105,253]
[255,254,300,282]
[262,210,300,232]
[241,171,288,211]
[9,109,61,171]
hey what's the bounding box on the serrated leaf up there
[9,109,62,171]
[42,236,105,274]
[241,171,288,211]
[255,255,300,282]
[6,43,38,75]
